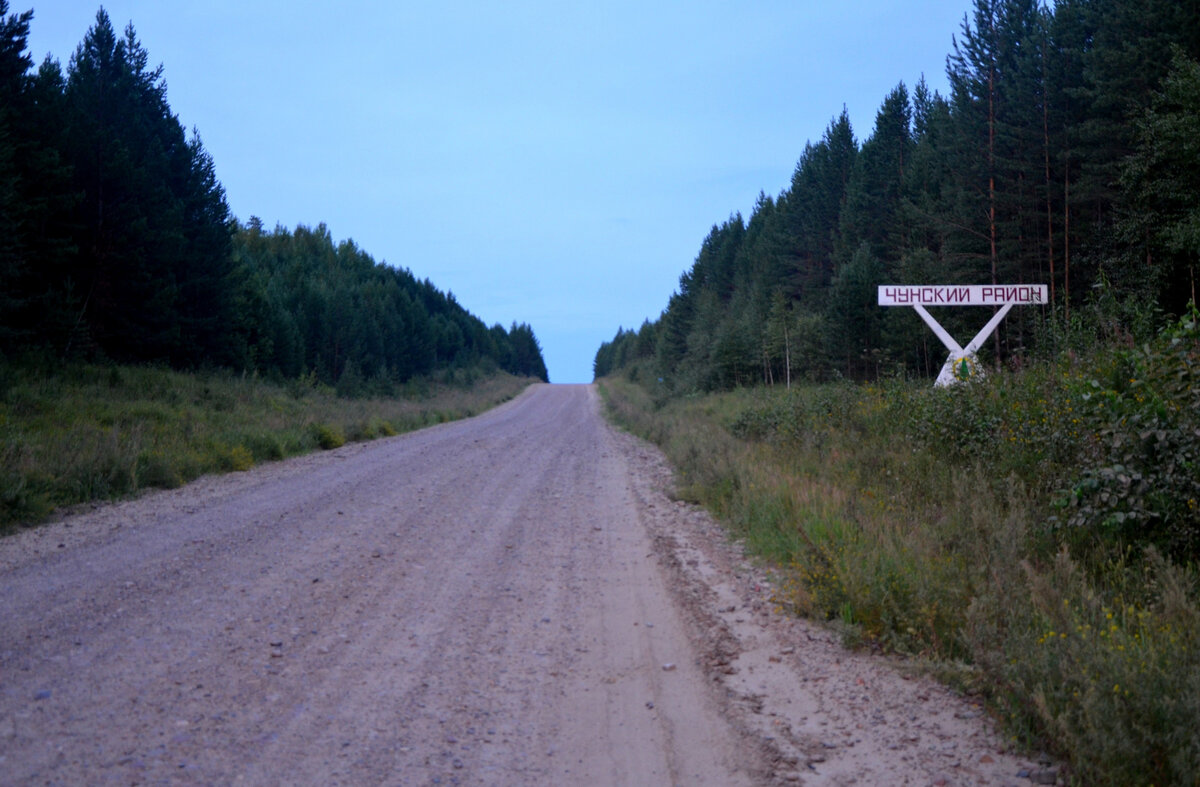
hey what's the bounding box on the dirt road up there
[1,384,1041,785]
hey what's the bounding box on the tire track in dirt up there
[0,383,1046,786]
[1,385,756,785]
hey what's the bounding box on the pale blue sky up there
[26,1,971,383]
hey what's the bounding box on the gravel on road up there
[0,384,1043,786]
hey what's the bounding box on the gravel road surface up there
[1,384,1042,786]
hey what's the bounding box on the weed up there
[214,444,254,472]
[599,319,1200,784]
[136,451,182,489]
[242,433,285,461]
[0,362,534,529]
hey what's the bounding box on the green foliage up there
[594,320,658,381]
[231,222,549,386]
[1053,307,1200,563]
[595,0,1200,393]
[214,443,255,471]
[0,362,533,530]
[311,423,345,450]
[965,548,1200,787]
[0,9,548,388]
[1118,48,1200,312]
[601,332,1200,784]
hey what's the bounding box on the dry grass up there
[599,367,1200,786]
[0,363,534,530]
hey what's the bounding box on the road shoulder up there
[611,423,1041,786]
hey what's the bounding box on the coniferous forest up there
[592,3,1200,779]
[595,0,1199,389]
[0,5,549,385]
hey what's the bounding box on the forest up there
[594,2,1200,780]
[0,4,548,386]
[595,0,1199,389]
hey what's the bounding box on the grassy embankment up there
[0,363,535,531]
[599,310,1199,786]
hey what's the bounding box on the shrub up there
[242,432,285,461]
[0,362,533,529]
[312,423,345,450]
[136,450,183,489]
[1052,308,1200,563]
[601,345,1200,783]
[226,445,254,472]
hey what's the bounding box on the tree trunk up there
[784,324,791,389]
[1064,152,1071,321]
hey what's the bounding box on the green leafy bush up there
[312,423,346,450]
[1054,308,1200,563]
[601,323,1200,785]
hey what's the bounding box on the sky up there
[25,1,974,383]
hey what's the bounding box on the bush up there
[311,423,345,450]
[966,549,1200,786]
[601,338,1200,784]
[1053,308,1200,563]
[136,451,183,489]
[214,444,254,472]
[0,362,533,528]
[242,432,285,461]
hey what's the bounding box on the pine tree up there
[829,242,887,378]
[0,3,75,348]
[505,322,548,382]
[904,76,955,261]
[947,0,1003,289]
[839,83,913,269]
[62,10,234,363]
[1118,49,1200,310]
[1072,0,1200,301]
[0,1,31,344]
[174,129,236,365]
[778,110,857,304]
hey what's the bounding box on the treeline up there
[595,0,1200,389]
[0,5,547,385]
[232,220,548,388]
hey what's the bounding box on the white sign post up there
[878,285,1048,387]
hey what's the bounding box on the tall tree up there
[829,242,887,378]
[947,0,1050,357]
[62,10,234,363]
[904,76,955,261]
[839,83,913,269]
[0,3,76,347]
[1073,0,1200,301]
[778,110,857,304]
[947,0,1003,289]
[0,1,33,344]
[1118,49,1200,310]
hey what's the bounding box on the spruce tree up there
[0,3,75,348]
[62,10,234,364]
[1118,49,1200,310]
[0,1,30,344]
[839,83,913,269]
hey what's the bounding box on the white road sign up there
[878,283,1048,387]
[877,284,1047,307]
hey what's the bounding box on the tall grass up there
[598,309,1200,786]
[0,363,533,530]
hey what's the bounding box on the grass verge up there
[0,363,534,531]
[598,312,1199,786]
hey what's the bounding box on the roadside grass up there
[0,363,534,531]
[597,310,1200,786]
